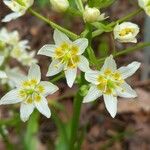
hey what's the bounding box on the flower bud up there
[138,0,150,16]
[113,22,139,43]
[50,0,69,12]
[83,5,107,23]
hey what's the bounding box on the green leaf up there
[88,0,116,9]
[91,22,113,32]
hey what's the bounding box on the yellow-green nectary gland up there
[54,42,80,69]
[119,28,134,36]
[19,79,45,104]
[97,69,124,95]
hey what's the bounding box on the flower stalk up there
[28,8,79,40]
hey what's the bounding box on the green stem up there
[69,74,85,150]
[24,111,39,150]
[75,0,84,13]
[28,8,79,40]
[98,42,150,63]
[69,92,83,150]
[92,8,143,38]
[108,8,143,27]
[51,73,65,83]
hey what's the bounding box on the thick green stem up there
[69,74,85,150]
[98,42,150,63]
[69,92,83,150]
[28,8,79,40]
[92,8,143,38]
[24,111,39,150]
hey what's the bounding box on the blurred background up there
[0,0,150,149]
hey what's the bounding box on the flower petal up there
[39,81,59,96]
[28,64,41,83]
[116,82,137,98]
[46,59,64,76]
[65,68,77,87]
[101,55,117,72]
[83,85,102,103]
[2,12,23,22]
[54,29,71,45]
[35,96,51,118]
[103,94,117,118]
[118,61,141,79]
[73,38,88,55]
[78,55,91,72]
[20,103,35,122]
[6,69,27,88]
[0,89,22,105]
[37,44,57,57]
[0,71,7,78]
[85,70,100,85]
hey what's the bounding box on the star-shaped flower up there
[83,55,141,118]
[0,64,58,122]
[38,29,90,87]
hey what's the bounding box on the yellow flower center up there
[19,79,45,104]
[54,42,80,69]
[119,28,134,36]
[97,68,124,95]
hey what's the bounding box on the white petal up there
[6,70,27,88]
[65,68,77,87]
[103,94,117,118]
[73,38,88,55]
[28,64,41,83]
[0,89,22,105]
[78,55,91,72]
[118,61,141,79]
[2,12,23,22]
[54,29,71,45]
[35,96,51,118]
[20,103,35,122]
[85,70,100,85]
[116,82,137,98]
[46,59,64,76]
[83,85,102,103]
[0,71,7,78]
[101,55,117,72]
[37,44,57,57]
[39,81,59,96]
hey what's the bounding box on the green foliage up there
[88,0,116,9]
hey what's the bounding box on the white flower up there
[0,28,37,66]
[138,0,150,16]
[0,56,7,79]
[50,0,69,12]
[83,55,141,118]
[38,29,90,87]
[83,5,107,23]
[0,64,58,122]
[2,0,34,22]
[113,22,139,43]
